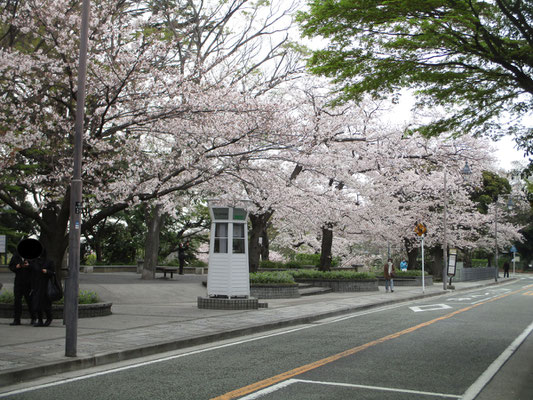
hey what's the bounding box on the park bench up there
[156,266,178,279]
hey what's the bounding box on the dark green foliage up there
[291,253,321,265]
[0,201,35,254]
[298,0,533,173]
[470,171,512,214]
[259,260,286,269]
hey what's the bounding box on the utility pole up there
[65,0,90,357]
[442,170,448,290]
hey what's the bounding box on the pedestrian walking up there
[503,261,510,278]
[8,253,36,326]
[30,249,55,327]
[178,241,189,275]
[384,258,395,293]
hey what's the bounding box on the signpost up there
[447,248,457,289]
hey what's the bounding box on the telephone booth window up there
[214,223,228,253]
[233,208,247,221]
[213,208,229,220]
[232,223,245,254]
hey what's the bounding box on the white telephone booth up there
[207,202,250,298]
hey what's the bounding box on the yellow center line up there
[211,284,533,400]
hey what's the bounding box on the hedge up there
[249,271,296,285]
[290,270,376,281]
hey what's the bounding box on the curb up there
[0,279,514,387]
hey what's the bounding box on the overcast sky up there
[493,136,529,171]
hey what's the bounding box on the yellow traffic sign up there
[415,222,427,236]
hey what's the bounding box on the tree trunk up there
[319,225,333,271]
[142,204,165,280]
[404,238,418,270]
[260,227,270,261]
[40,202,70,278]
[248,211,273,272]
[463,248,472,268]
[429,246,443,280]
[403,239,419,269]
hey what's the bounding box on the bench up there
[156,267,178,279]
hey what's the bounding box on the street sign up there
[448,248,457,277]
[510,245,517,253]
[414,222,427,236]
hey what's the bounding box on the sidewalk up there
[0,272,520,388]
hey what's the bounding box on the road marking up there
[238,379,461,399]
[211,286,531,400]
[448,288,514,305]
[410,304,452,312]
[0,303,405,398]
[462,319,533,400]
[449,297,476,301]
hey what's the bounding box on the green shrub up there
[290,270,376,281]
[259,260,285,269]
[188,259,208,268]
[85,253,97,266]
[79,290,101,304]
[0,290,100,304]
[471,259,489,268]
[292,253,320,265]
[250,271,296,285]
[284,261,303,269]
[0,290,14,304]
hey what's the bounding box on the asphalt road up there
[2,279,532,400]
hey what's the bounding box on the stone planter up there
[294,278,378,292]
[378,275,433,286]
[0,302,112,319]
[250,284,300,299]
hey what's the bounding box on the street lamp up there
[494,195,513,282]
[442,161,471,290]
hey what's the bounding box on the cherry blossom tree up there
[0,0,301,272]
[238,84,522,274]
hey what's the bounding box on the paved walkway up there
[0,272,527,392]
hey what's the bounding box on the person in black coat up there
[29,252,55,327]
[503,261,510,278]
[8,253,36,326]
[178,241,189,275]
